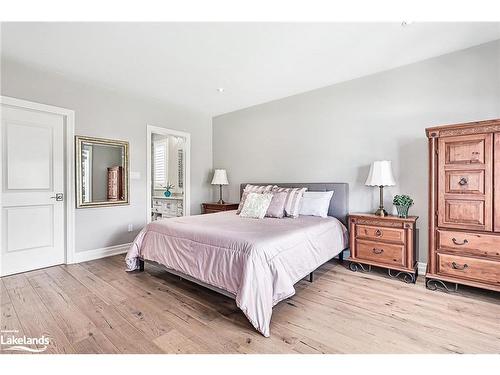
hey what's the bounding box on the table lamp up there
[365,160,396,216]
[211,169,229,204]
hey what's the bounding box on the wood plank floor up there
[1,254,499,354]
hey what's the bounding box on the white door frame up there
[0,96,76,273]
[146,125,191,223]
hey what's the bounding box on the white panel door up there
[1,104,65,276]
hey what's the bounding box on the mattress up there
[125,210,348,337]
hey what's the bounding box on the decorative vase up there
[395,205,410,218]
[164,190,172,197]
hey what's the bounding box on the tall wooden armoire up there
[426,119,500,292]
[107,166,123,201]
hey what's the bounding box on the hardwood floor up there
[1,255,499,354]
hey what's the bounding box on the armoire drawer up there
[437,230,500,259]
[355,224,404,243]
[440,134,489,166]
[445,170,484,195]
[356,239,404,267]
[437,253,500,285]
[439,198,488,230]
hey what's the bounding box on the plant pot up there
[164,190,172,197]
[395,205,410,218]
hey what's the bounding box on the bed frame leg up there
[309,272,314,283]
[338,250,344,263]
[138,259,145,272]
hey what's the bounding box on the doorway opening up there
[146,125,190,223]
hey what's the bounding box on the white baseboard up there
[72,243,131,264]
[417,262,427,276]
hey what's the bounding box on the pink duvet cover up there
[125,211,348,337]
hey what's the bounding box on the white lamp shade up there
[211,169,229,185]
[365,160,396,186]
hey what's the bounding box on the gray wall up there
[213,40,500,263]
[1,58,213,253]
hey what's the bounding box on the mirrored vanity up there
[76,136,129,208]
[150,132,186,220]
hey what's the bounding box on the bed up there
[125,182,349,337]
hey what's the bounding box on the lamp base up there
[217,184,225,204]
[374,207,388,217]
[374,185,388,217]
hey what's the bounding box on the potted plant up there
[162,182,175,197]
[393,194,413,218]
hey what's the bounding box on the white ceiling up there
[2,22,500,116]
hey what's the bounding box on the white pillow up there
[239,193,274,219]
[299,191,334,218]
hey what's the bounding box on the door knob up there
[50,193,64,201]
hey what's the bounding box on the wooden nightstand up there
[201,202,239,214]
[348,213,419,283]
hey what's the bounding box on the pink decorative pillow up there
[272,186,308,218]
[237,184,276,214]
[265,191,288,218]
[239,193,274,219]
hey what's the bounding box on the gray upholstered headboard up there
[240,183,349,226]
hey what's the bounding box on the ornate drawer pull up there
[452,262,468,270]
[372,248,384,254]
[374,229,382,237]
[452,238,469,246]
[458,177,468,186]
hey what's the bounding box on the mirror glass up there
[151,133,186,220]
[76,136,129,208]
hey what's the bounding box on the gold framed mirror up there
[75,136,129,208]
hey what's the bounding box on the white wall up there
[213,40,500,263]
[1,58,213,253]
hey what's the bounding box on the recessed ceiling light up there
[401,21,414,27]
[217,88,225,93]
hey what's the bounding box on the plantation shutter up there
[153,140,168,188]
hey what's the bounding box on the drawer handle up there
[374,229,382,237]
[451,262,468,270]
[372,248,384,255]
[470,151,480,162]
[458,177,468,186]
[452,238,468,246]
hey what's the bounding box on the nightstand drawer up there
[356,239,405,267]
[355,224,404,244]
